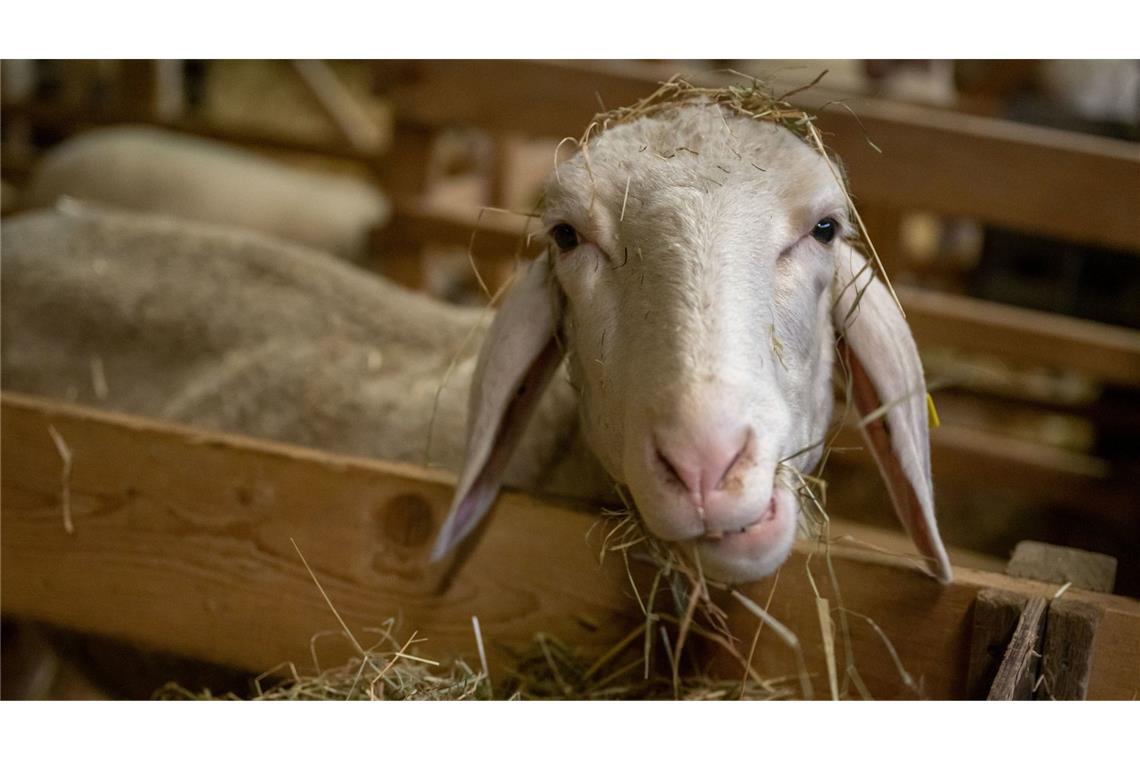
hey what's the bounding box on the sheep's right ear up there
[430,253,565,562]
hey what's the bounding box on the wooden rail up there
[3,392,1138,698]
[900,287,1140,387]
[382,60,1140,253]
[0,102,384,166]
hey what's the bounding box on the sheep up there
[432,100,952,584]
[24,126,391,260]
[0,202,612,505]
[3,98,951,587]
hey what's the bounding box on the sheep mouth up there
[699,494,779,542]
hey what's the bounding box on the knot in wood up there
[380,493,434,548]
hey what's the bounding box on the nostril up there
[714,429,754,492]
[655,447,689,491]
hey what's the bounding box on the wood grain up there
[4,393,1139,698]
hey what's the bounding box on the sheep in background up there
[0,202,610,505]
[25,126,391,260]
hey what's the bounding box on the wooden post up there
[1038,600,1104,700]
[969,540,1118,700]
[118,60,184,123]
[967,589,1031,699]
[987,596,1047,700]
[373,124,437,289]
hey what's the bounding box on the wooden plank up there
[988,595,1048,700]
[1038,599,1104,700]
[1007,541,1118,593]
[0,392,640,680]
[898,286,1140,388]
[3,392,1139,698]
[291,60,383,154]
[387,60,1140,253]
[0,102,383,165]
[831,422,1111,501]
[387,195,540,255]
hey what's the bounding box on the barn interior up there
[1,59,1138,701]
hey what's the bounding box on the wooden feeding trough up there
[3,392,1137,699]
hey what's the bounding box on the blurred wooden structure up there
[4,391,1137,699]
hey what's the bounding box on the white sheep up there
[433,100,952,584]
[25,126,391,260]
[0,202,611,504]
[3,98,951,586]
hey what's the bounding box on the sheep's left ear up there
[430,252,565,562]
[831,246,952,583]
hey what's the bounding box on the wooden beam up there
[3,393,1139,698]
[0,392,640,679]
[831,422,1111,499]
[386,195,540,255]
[0,102,383,166]
[898,286,1140,388]
[387,60,1140,252]
[291,60,383,154]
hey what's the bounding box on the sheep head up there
[432,102,952,584]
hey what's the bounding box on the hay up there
[155,621,488,701]
[46,425,74,535]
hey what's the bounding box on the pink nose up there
[653,423,754,507]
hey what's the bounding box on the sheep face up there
[434,103,952,586]
[541,107,841,581]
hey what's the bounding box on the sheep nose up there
[653,424,754,505]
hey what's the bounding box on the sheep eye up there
[811,217,838,244]
[550,223,580,252]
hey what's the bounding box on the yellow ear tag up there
[926,393,941,429]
